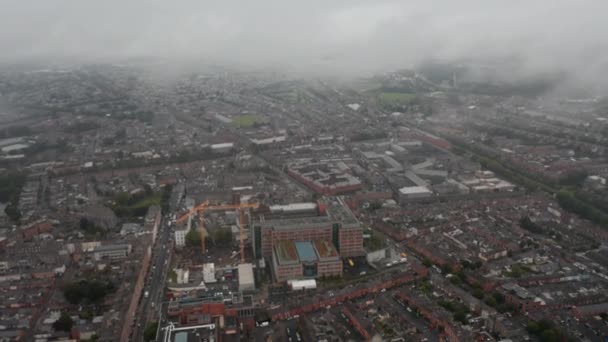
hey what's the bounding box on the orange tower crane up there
[176,202,258,262]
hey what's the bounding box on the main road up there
[132,185,184,341]
[131,216,174,341]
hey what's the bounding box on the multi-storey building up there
[272,240,342,282]
[253,197,363,282]
[92,244,132,261]
[287,160,363,196]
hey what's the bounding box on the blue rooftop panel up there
[295,241,318,262]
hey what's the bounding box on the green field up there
[232,114,259,128]
[110,192,161,218]
[378,92,417,104]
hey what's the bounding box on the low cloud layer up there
[1,0,607,77]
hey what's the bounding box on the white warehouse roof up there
[238,263,255,290]
[398,186,432,195]
[211,142,234,149]
[287,279,317,290]
[269,203,317,213]
[251,135,286,145]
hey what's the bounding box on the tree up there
[368,201,383,211]
[213,228,233,247]
[144,321,159,342]
[449,276,462,285]
[79,218,105,237]
[80,217,91,230]
[492,292,505,304]
[0,173,27,203]
[168,270,177,283]
[143,184,153,196]
[484,296,498,307]
[441,264,453,274]
[4,203,21,222]
[453,311,468,325]
[63,280,115,305]
[520,216,543,234]
[540,329,558,342]
[525,319,571,342]
[160,184,173,214]
[472,288,484,299]
[419,280,433,294]
[185,229,201,247]
[526,321,541,334]
[558,169,588,187]
[53,312,74,332]
[115,128,127,140]
[82,334,99,342]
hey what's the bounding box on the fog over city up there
[2,0,607,78]
[3,2,608,341]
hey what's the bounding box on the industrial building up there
[92,244,132,261]
[210,142,234,153]
[287,279,317,291]
[268,202,318,216]
[287,160,363,195]
[398,185,433,202]
[252,198,363,282]
[166,293,255,331]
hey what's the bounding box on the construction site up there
[158,190,372,340]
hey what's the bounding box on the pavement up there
[131,186,182,341]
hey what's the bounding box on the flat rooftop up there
[275,240,339,265]
[275,240,300,264]
[261,215,332,230]
[326,199,359,226]
[258,198,359,228]
[398,185,432,195]
[170,326,214,342]
[313,240,339,259]
[295,241,318,262]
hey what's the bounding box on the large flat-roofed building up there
[287,160,363,195]
[167,293,255,326]
[272,240,342,282]
[398,185,433,202]
[255,216,333,259]
[252,198,364,261]
[272,240,303,281]
[325,197,365,258]
[313,240,343,277]
[269,202,318,216]
[237,263,255,292]
[92,244,132,261]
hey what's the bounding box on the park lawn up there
[379,92,417,104]
[130,192,161,209]
[232,114,259,128]
[110,192,161,218]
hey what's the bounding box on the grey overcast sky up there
[1,0,607,75]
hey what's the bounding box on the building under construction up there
[166,292,255,332]
[252,197,364,282]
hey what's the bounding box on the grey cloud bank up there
[1,0,607,78]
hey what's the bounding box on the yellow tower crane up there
[176,201,258,262]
